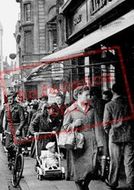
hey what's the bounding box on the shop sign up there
[90,0,114,15]
[72,2,88,34]
[51,62,64,80]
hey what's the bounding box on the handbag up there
[74,132,85,150]
[58,129,84,150]
[58,129,75,149]
[58,130,67,149]
[65,130,75,150]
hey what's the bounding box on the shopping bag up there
[58,130,67,148]
[74,132,85,150]
[58,129,85,150]
[58,128,75,150]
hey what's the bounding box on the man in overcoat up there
[103,83,134,189]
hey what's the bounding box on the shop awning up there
[41,10,134,63]
[27,64,50,80]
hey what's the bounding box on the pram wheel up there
[8,163,12,170]
[62,173,65,179]
[37,174,42,180]
[12,154,24,187]
[35,165,37,172]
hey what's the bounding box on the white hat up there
[46,142,55,149]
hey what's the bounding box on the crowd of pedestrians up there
[0,83,134,190]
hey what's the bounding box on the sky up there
[0,0,19,61]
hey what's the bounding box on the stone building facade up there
[0,21,3,106]
[39,0,134,104]
[15,0,134,104]
[15,0,57,100]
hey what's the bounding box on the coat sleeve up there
[28,110,32,125]
[18,106,25,131]
[0,109,4,133]
[62,109,75,131]
[103,103,112,133]
[29,114,40,135]
[94,102,107,148]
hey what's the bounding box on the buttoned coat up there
[103,96,134,143]
[5,103,25,133]
[62,102,101,182]
[4,102,25,149]
[29,112,55,156]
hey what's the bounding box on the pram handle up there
[34,131,56,136]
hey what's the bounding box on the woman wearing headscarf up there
[62,85,105,190]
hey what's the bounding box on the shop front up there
[26,0,134,104]
[40,7,134,103]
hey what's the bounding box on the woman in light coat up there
[62,86,105,190]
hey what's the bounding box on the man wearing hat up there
[4,91,25,153]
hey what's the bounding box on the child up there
[40,142,59,169]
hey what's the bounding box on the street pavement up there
[20,154,128,190]
[0,140,128,190]
[0,139,21,190]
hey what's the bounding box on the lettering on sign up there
[73,14,82,26]
[90,0,113,15]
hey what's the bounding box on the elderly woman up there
[62,85,105,190]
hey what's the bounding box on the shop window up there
[101,64,115,91]
[78,57,85,81]
[71,57,85,89]
[24,30,33,54]
[24,3,31,22]
[53,29,57,50]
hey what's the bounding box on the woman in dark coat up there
[29,104,55,157]
[62,86,105,190]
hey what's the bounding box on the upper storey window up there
[24,3,31,22]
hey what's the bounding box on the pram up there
[34,131,65,180]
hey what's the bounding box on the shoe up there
[65,175,70,181]
[23,150,29,156]
[105,179,117,190]
[128,186,134,190]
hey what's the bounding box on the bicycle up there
[11,142,24,187]
[5,131,24,187]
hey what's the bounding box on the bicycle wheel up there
[12,153,24,187]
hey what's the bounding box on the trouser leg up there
[75,182,84,190]
[124,143,134,188]
[75,174,91,190]
[83,176,90,190]
[108,138,122,187]
[75,181,90,190]
[5,133,13,149]
[66,150,70,179]
[66,150,74,180]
